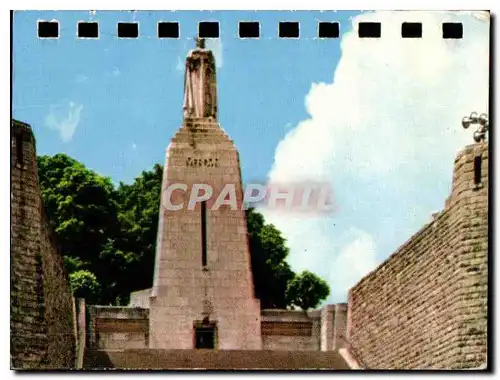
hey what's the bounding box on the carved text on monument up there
[186,157,220,168]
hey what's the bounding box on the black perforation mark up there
[158,22,179,38]
[401,22,422,38]
[318,22,340,38]
[358,22,381,38]
[78,22,99,38]
[474,155,482,185]
[239,22,260,38]
[199,22,219,38]
[38,21,59,38]
[443,22,463,39]
[279,22,299,38]
[118,22,139,38]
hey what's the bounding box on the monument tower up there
[149,39,262,350]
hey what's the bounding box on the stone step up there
[170,137,235,145]
[173,132,232,141]
[177,136,233,144]
[83,348,351,370]
[179,124,227,132]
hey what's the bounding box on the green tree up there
[98,238,138,305]
[246,208,295,309]
[69,270,101,304]
[285,270,330,311]
[63,256,87,273]
[37,154,132,305]
[37,154,120,265]
[115,164,163,294]
[38,154,331,310]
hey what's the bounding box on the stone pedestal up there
[150,119,261,350]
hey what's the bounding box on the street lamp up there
[462,112,489,143]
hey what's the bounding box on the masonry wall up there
[86,304,347,351]
[129,288,151,309]
[87,306,149,349]
[11,120,76,369]
[40,206,77,368]
[261,309,321,351]
[347,142,489,369]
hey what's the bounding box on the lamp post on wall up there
[462,112,489,142]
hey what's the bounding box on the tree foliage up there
[37,153,330,310]
[115,164,163,294]
[286,270,330,311]
[69,270,101,304]
[246,208,295,309]
[38,154,122,304]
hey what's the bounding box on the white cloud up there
[262,11,489,304]
[45,101,84,143]
[176,56,184,72]
[205,38,223,68]
[131,143,137,150]
[329,229,378,300]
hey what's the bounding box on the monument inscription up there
[186,156,220,168]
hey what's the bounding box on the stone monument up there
[148,39,262,350]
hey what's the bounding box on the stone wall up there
[129,288,151,308]
[39,207,76,368]
[261,309,320,351]
[347,142,489,369]
[87,306,149,349]
[86,304,347,352]
[75,299,86,368]
[10,120,76,369]
[320,304,348,351]
[259,306,346,351]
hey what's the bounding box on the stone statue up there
[183,38,218,119]
[196,37,205,49]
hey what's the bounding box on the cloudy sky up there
[13,10,489,304]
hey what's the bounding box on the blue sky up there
[13,10,489,303]
[13,10,358,185]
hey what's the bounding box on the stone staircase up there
[83,349,351,370]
